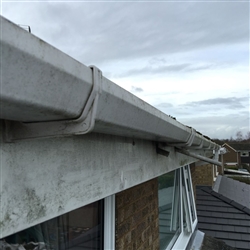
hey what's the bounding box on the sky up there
[1,0,249,139]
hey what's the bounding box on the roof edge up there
[198,186,250,215]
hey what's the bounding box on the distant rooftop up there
[225,143,250,151]
[213,175,250,210]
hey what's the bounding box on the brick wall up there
[190,163,214,201]
[115,178,159,250]
[217,164,223,175]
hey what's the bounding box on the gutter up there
[1,16,221,156]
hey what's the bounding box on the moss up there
[179,159,189,166]
[0,212,11,228]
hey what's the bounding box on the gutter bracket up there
[168,127,196,148]
[156,144,170,157]
[4,66,102,142]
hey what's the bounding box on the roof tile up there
[227,232,241,240]
[222,225,235,232]
[241,233,250,241]
[215,231,228,239]
[234,225,248,233]
[196,185,250,250]
[235,241,250,249]
[240,220,250,226]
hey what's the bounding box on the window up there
[158,165,197,250]
[183,166,196,223]
[1,196,115,250]
[158,169,181,249]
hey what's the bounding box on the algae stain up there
[179,159,188,166]
[25,188,46,223]
[0,212,11,229]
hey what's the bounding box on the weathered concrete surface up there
[0,122,213,238]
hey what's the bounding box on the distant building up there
[228,143,250,166]
[222,143,250,167]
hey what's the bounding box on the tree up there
[245,131,250,141]
[236,131,243,141]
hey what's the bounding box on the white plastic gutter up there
[0,16,220,153]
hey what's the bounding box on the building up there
[222,143,250,168]
[0,16,224,250]
[228,143,250,167]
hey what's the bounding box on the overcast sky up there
[1,0,249,139]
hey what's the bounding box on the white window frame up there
[104,195,115,250]
[170,169,180,231]
[182,168,192,233]
[161,165,197,250]
[166,169,182,250]
[185,165,197,223]
[3,197,114,250]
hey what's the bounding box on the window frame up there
[104,195,115,250]
[2,196,115,250]
[171,165,197,250]
[160,165,197,250]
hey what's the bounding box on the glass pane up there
[158,170,180,250]
[182,168,192,233]
[184,166,196,222]
[2,200,103,250]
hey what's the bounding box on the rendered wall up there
[115,179,159,250]
[0,120,213,238]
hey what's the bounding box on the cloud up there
[148,57,166,65]
[184,97,248,110]
[116,63,215,78]
[80,1,248,65]
[131,86,143,93]
[156,103,173,108]
[117,64,189,77]
[179,113,249,139]
[154,96,249,139]
[2,1,249,65]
